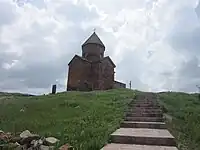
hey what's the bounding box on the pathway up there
[101,93,178,150]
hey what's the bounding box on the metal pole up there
[196,85,200,101]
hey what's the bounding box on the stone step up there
[101,143,178,150]
[125,116,164,122]
[128,108,162,112]
[133,103,160,105]
[125,111,163,116]
[129,106,161,110]
[120,121,166,129]
[129,104,160,107]
[129,101,159,105]
[110,128,176,146]
[126,113,163,118]
[130,106,161,109]
[133,98,157,101]
[126,109,162,113]
[130,100,159,103]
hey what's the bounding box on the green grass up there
[2,89,200,150]
[158,92,200,150]
[0,89,135,150]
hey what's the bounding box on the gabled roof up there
[114,80,126,85]
[68,55,90,66]
[82,32,105,47]
[102,56,116,68]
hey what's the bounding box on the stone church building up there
[67,32,126,91]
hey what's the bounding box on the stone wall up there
[67,58,91,91]
[114,81,126,89]
[82,43,105,62]
[67,56,115,91]
[89,62,100,90]
[100,59,115,90]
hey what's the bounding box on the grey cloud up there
[28,0,46,9]
[0,43,12,64]
[159,56,200,93]
[174,57,200,92]
[163,1,200,92]
[56,2,100,23]
[169,27,200,56]
[6,60,67,89]
[14,0,45,8]
[178,57,200,79]
[0,22,96,92]
[161,71,174,77]
[1,0,200,94]
[18,21,58,44]
[0,51,69,91]
[0,1,16,26]
[115,49,148,90]
[167,3,199,55]
[195,0,200,20]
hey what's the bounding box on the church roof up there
[102,56,116,68]
[68,55,90,66]
[82,32,105,47]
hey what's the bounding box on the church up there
[67,32,126,91]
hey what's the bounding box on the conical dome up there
[82,32,105,47]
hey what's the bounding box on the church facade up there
[67,32,125,91]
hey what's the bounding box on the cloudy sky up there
[0,0,200,94]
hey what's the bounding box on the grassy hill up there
[0,89,200,150]
[0,89,135,149]
[158,92,200,150]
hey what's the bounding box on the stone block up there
[126,112,163,118]
[110,128,176,146]
[125,117,164,122]
[101,143,178,150]
[120,121,166,129]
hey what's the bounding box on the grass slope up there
[158,92,200,150]
[1,89,200,150]
[0,89,135,150]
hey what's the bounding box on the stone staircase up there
[101,93,179,150]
